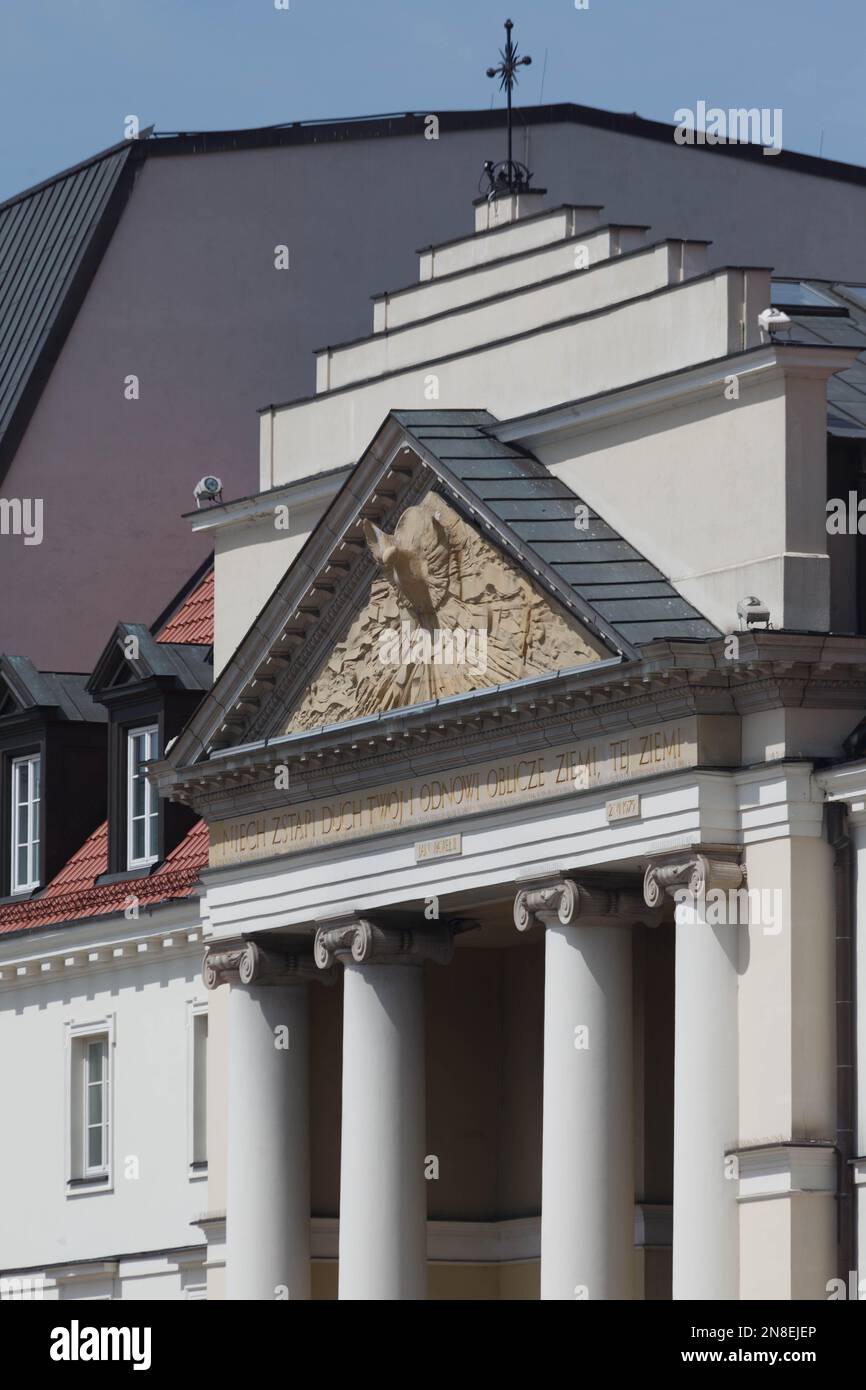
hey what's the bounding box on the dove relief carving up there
[284,493,606,732]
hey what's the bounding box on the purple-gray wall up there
[4,115,866,669]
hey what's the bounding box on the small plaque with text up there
[415,833,462,863]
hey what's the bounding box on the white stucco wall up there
[0,904,207,1295]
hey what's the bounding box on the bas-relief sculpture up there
[284,492,607,733]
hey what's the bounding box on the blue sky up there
[1,0,863,201]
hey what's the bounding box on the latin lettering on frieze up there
[209,716,704,868]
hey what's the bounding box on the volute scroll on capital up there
[202,940,335,990]
[313,916,455,969]
[514,878,662,933]
[643,853,745,910]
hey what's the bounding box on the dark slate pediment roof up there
[393,410,718,647]
[0,655,106,721]
[86,623,212,697]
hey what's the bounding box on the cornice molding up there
[313,914,455,969]
[498,342,860,448]
[0,924,201,990]
[514,877,661,932]
[154,635,866,817]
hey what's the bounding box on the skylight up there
[770,281,837,308]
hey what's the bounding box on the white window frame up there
[126,725,159,870]
[83,1037,110,1176]
[187,1000,208,1178]
[10,753,40,893]
[65,1016,115,1195]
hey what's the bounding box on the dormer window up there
[11,753,40,893]
[85,592,212,879]
[127,726,158,869]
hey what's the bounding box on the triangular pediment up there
[283,491,607,733]
[162,410,715,770]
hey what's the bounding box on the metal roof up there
[86,623,212,696]
[0,656,106,722]
[772,280,866,438]
[394,411,719,648]
[0,144,133,476]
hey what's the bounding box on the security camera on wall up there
[194,476,223,508]
[737,596,771,629]
[757,307,792,341]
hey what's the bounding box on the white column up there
[645,853,742,1300]
[851,815,866,1294]
[515,880,656,1300]
[206,942,320,1301]
[315,918,452,1301]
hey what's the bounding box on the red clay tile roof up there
[156,568,214,645]
[0,562,214,936]
[0,820,208,934]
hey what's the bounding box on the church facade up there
[150,188,866,1300]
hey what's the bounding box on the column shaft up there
[338,962,427,1300]
[226,982,310,1300]
[672,902,739,1299]
[853,823,866,1292]
[541,922,634,1300]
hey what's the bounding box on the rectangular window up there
[84,1038,109,1174]
[68,1024,113,1188]
[126,726,158,869]
[192,1012,208,1169]
[11,754,40,893]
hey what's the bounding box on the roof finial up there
[483,18,533,198]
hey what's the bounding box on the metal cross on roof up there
[483,18,534,197]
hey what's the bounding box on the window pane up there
[88,1041,103,1082]
[16,844,27,885]
[17,799,27,846]
[132,817,145,861]
[193,1014,208,1164]
[31,758,40,799]
[87,1084,103,1126]
[87,1125,103,1170]
[132,771,146,818]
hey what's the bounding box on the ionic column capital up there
[203,940,335,990]
[643,851,745,910]
[514,877,661,933]
[313,915,454,969]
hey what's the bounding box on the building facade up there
[150,188,866,1299]
[6,130,866,1300]
[0,571,212,1300]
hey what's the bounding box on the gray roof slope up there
[0,656,107,721]
[393,410,719,647]
[0,143,133,478]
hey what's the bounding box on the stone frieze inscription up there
[209,716,701,868]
